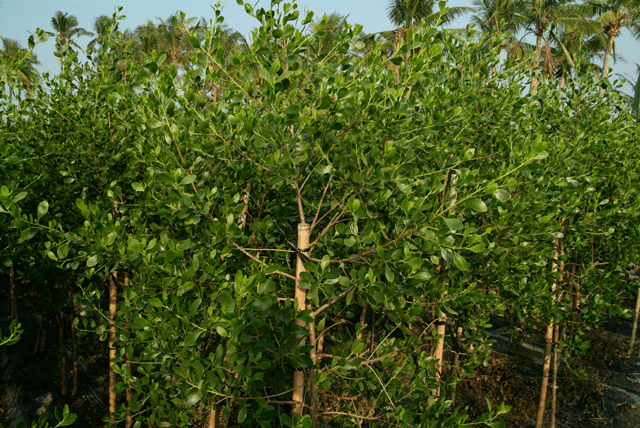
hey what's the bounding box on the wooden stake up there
[292,223,310,416]
[629,285,640,356]
[207,406,219,428]
[108,272,118,416]
[433,312,447,398]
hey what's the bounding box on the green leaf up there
[452,252,468,271]
[385,265,395,282]
[258,66,272,85]
[493,189,511,202]
[171,16,180,29]
[397,183,412,194]
[86,255,98,267]
[184,392,201,406]
[218,291,235,314]
[237,405,248,423]
[348,196,360,213]
[485,420,506,428]
[184,330,203,347]
[188,36,201,49]
[181,175,197,185]
[532,151,549,160]
[444,218,463,231]
[132,182,145,192]
[146,117,163,129]
[148,298,163,308]
[57,242,69,259]
[128,238,144,253]
[59,415,78,427]
[467,198,487,213]
[37,201,49,220]
[251,298,273,311]
[12,191,28,203]
[18,228,38,243]
[468,243,485,253]
[105,231,117,246]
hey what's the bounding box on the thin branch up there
[296,182,306,224]
[326,227,419,264]
[311,286,355,317]
[322,411,380,421]
[310,176,333,232]
[230,241,295,280]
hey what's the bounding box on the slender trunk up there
[124,272,133,428]
[357,301,368,342]
[59,308,68,396]
[68,288,78,397]
[450,326,463,406]
[292,223,310,416]
[599,32,617,98]
[238,184,250,229]
[550,323,560,428]
[530,32,543,95]
[108,272,118,416]
[9,268,17,322]
[629,286,640,356]
[535,247,563,428]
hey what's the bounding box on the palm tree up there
[472,0,528,59]
[0,37,40,101]
[546,24,603,86]
[49,11,93,53]
[631,64,639,118]
[87,15,112,53]
[305,13,349,63]
[386,0,471,82]
[586,0,640,96]
[519,0,597,94]
[387,0,470,30]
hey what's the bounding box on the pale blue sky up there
[1,0,638,96]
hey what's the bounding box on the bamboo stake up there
[433,312,447,398]
[292,223,310,416]
[59,308,68,396]
[207,406,219,428]
[9,268,17,321]
[108,272,118,416]
[629,285,640,356]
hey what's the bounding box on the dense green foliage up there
[1,1,639,427]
